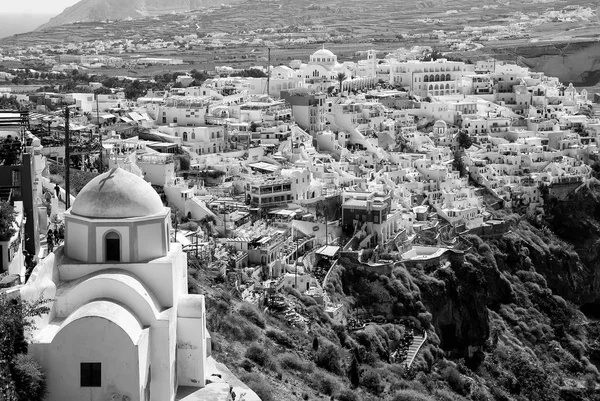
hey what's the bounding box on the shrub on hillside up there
[245,343,278,371]
[238,304,266,329]
[337,389,360,401]
[314,341,343,375]
[279,353,314,373]
[287,287,318,306]
[307,370,341,396]
[392,389,435,401]
[434,388,470,401]
[241,373,275,401]
[205,297,230,331]
[220,315,260,342]
[361,368,384,395]
[12,354,46,401]
[442,366,469,396]
[266,329,294,348]
[48,165,98,196]
[307,305,331,324]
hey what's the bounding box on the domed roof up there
[312,48,335,58]
[434,120,447,127]
[71,167,164,219]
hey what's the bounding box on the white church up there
[293,47,378,92]
[20,168,213,401]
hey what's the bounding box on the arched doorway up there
[105,231,121,262]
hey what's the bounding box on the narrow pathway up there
[405,331,427,369]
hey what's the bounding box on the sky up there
[1,0,80,15]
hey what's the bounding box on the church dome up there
[71,167,164,219]
[312,48,335,58]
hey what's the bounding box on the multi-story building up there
[146,98,210,126]
[385,58,471,97]
[158,125,226,155]
[245,177,293,209]
[280,89,327,135]
[341,190,405,247]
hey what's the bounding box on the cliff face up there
[542,180,600,306]
[518,41,600,86]
[37,0,243,30]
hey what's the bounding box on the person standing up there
[47,234,54,255]
[54,183,61,201]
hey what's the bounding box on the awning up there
[120,116,133,123]
[247,161,280,173]
[128,112,144,121]
[315,245,340,258]
[100,113,115,119]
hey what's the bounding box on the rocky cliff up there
[517,41,600,86]
[37,0,243,30]
[543,179,600,308]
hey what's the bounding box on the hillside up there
[188,180,600,401]
[1,0,594,85]
[36,0,244,30]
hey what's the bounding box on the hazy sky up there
[2,0,80,15]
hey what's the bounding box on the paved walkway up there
[38,196,67,260]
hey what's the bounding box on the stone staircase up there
[405,331,428,369]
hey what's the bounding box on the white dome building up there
[21,167,211,401]
[65,167,170,263]
[310,48,337,66]
[296,47,378,93]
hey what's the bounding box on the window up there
[173,117,177,123]
[183,132,188,142]
[105,232,120,262]
[81,363,101,387]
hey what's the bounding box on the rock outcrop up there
[518,41,600,86]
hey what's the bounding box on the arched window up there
[191,132,196,140]
[434,84,439,90]
[429,84,433,90]
[183,132,188,142]
[446,74,451,81]
[105,231,121,262]
[445,83,450,89]
[429,74,434,82]
[435,74,440,81]
[424,75,429,82]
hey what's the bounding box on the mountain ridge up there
[36,0,244,31]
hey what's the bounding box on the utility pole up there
[64,106,71,210]
[324,210,328,246]
[266,48,271,96]
[96,94,103,173]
